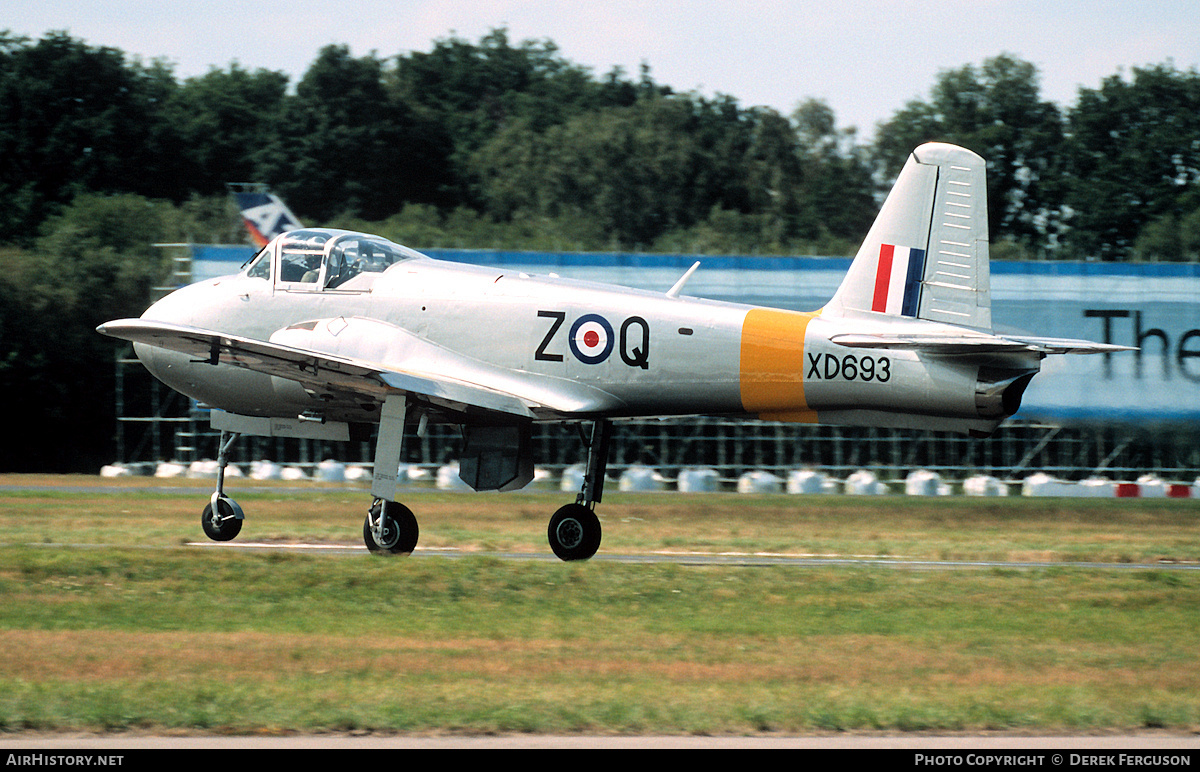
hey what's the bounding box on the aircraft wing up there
[830,332,1135,355]
[97,318,580,420]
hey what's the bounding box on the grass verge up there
[0,477,1198,735]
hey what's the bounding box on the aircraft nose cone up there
[131,341,156,370]
[95,320,166,388]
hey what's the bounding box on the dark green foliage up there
[258,45,453,222]
[873,54,1068,257]
[0,195,173,471]
[0,28,880,253]
[1063,63,1200,261]
[164,63,291,197]
[4,29,1195,259]
[872,55,1200,261]
[0,32,186,242]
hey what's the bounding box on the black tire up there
[547,503,602,561]
[201,498,243,542]
[363,500,419,555]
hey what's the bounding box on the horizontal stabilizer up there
[1001,336,1138,355]
[830,331,1136,356]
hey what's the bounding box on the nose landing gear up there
[201,430,245,542]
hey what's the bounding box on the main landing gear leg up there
[201,430,244,542]
[363,394,419,555]
[548,419,611,561]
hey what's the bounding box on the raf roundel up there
[569,314,614,364]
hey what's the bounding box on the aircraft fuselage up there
[136,250,1038,437]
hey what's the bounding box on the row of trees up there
[4,29,1199,260]
[1,28,1199,472]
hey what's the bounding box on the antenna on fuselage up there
[666,261,701,298]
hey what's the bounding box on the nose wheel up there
[201,430,245,542]
[202,495,244,541]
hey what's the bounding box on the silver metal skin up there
[98,143,1129,560]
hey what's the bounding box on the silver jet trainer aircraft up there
[98,143,1129,560]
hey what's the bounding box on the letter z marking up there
[536,310,566,362]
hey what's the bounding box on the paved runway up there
[16,538,1199,572]
[182,540,1200,572]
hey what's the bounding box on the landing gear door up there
[458,423,535,492]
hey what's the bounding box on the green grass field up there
[1,476,1198,735]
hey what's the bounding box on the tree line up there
[4,28,1199,260]
[1,28,1199,472]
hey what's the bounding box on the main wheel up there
[547,503,602,561]
[363,500,419,555]
[201,497,243,542]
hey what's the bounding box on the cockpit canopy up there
[245,228,422,290]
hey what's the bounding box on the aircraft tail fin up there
[825,143,992,332]
[228,184,303,246]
